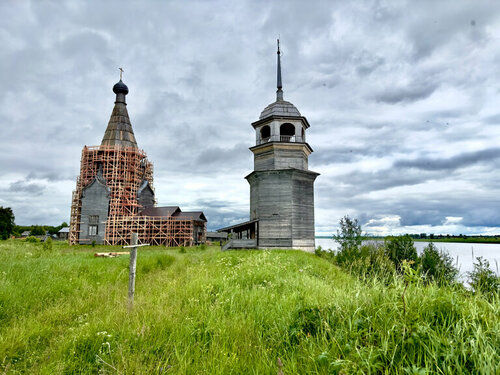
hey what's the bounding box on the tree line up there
[0,206,68,239]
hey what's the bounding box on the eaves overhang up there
[244,167,320,181]
[251,115,311,129]
[249,141,314,154]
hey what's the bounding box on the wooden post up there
[128,232,138,310]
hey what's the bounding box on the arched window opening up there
[301,128,305,141]
[280,123,295,142]
[260,125,271,142]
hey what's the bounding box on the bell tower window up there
[280,123,295,142]
[260,125,271,143]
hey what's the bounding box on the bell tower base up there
[246,168,319,252]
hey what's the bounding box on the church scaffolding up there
[69,145,201,246]
[105,215,205,246]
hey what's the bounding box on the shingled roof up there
[139,206,207,222]
[101,79,138,148]
[173,211,207,222]
[140,206,181,217]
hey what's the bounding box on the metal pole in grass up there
[123,233,149,311]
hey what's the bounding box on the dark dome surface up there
[259,100,301,120]
[113,80,129,95]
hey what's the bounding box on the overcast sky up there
[1,0,500,236]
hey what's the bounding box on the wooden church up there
[218,41,319,252]
[69,75,206,246]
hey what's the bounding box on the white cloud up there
[444,216,463,225]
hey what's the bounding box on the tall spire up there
[276,39,283,101]
[101,70,138,149]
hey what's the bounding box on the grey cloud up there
[373,81,439,104]
[310,147,360,164]
[395,148,500,171]
[328,168,439,198]
[396,197,500,229]
[58,30,109,58]
[317,183,500,230]
[188,199,248,231]
[315,146,500,230]
[461,209,500,228]
[26,171,73,182]
[195,143,250,166]
[9,180,45,195]
[398,209,445,227]
[311,140,403,165]
[355,53,385,77]
[483,113,500,125]
[401,1,499,60]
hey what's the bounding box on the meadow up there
[0,239,498,374]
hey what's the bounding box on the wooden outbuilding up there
[58,227,69,240]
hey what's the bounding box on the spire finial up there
[119,67,124,80]
[277,39,283,101]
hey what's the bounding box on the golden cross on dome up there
[119,67,124,80]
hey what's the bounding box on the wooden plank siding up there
[247,169,317,249]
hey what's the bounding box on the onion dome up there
[112,79,129,95]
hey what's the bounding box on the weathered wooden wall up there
[79,178,110,244]
[253,143,310,171]
[291,171,317,250]
[248,169,317,250]
[137,183,155,208]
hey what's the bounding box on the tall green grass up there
[0,239,498,374]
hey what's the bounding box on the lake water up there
[315,238,500,279]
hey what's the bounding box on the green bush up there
[25,236,40,243]
[468,257,500,298]
[323,217,395,281]
[314,246,336,264]
[336,243,395,281]
[42,237,53,251]
[332,216,364,268]
[333,215,362,253]
[419,243,458,285]
[385,235,418,271]
[314,245,323,256]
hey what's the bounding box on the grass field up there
[0,239,498,374]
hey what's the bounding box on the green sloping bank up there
[0,240,498,374]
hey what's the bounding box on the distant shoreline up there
[315,236,500,244]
